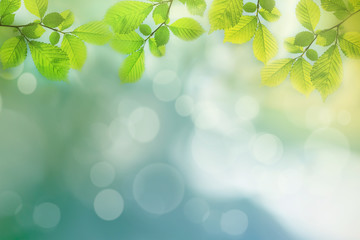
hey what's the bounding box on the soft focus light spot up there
[183,198,210,223]
[306,106,334,128]
[128,107,160,143]
[0,191,22,216]
[90,162,116,187]
[94,189,124,221]
[337,110,351,126]
[192,102,222,130]
[0,62,24,80]
[252,133,283,165]
[33,202,61,229]
[235,96,259,121]
[17,73,37,95]
[175,95,194,117]
[153,70,181,102]
[133,163,184,215]
[220,209,248,236]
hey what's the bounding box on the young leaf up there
[310,45,343,100]
[155,26,170,46]
[149,38,165,57]
[43,12,64,28]
[296,0,320,32]
[224,16,257,44]
[294,31,314,46]
[261,58,294,86]
[290,58,314,96]
[139,24,152,36]
[284,37,303,53]
[119,49,145,83]
[0,36,27,69]
[0,0,21,17]
[29,41,70,80]
[208,0,243,32]
[61,34,87,70]
[22,23,45,39]
[59,10,75,31]
[1,13,15,25]
[339,32,360,58]
[105,1,153,34]
[169,18,205,41]
[321,0,347,12]
[49,32,60,45]
[73,21,112,45]
[110,32,144,54]
[186,0,206,16]
[243,2,257,13]
[259,0,275,12]
[306,49,318,61]
[316,30,336,46]
[259,7,281,22]
[253,23,278,63]
[24,0,48,18]
[152,4,168,25]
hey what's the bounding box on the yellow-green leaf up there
[0,0,21,17]
[24,0,47,18]
[155,26,170,46]
[152,4,168,25]
[61,34,87,70]
[316,29,336,46]
[169,18,205,41]
[294,31,314,46]
[58,10,75,31]
[119,49,145,83]
[22,23,45,39]
[208,0,243,32]
[29,41,70,80]
[310,45,343,100]
[259,7,281,22]
[149,38,165,57]
[110,32,144,54]
[43,12,64,28]
[186,0,206,16]
[224,16,257,44]
[73,21,112,45]
[0,36,27,69]
[296,0,320,32]
[284,37,303,53]
[105,1,153,34]
[259,0,275,12]
[253,23,278,63]
[49,32,60,45]
[339,32,360,58]
[290,58,314,96]
[261,58,294,86]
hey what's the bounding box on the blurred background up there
[1,0,360,239]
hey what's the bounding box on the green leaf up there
[22,23,45,39]
[253,23,278,63]
[24,0,48,18]
[284,37,303,53]
[169,17,205,41]
[310,45,343,100]
[29,41,70,80]
[208,0,243,32]
[339,32,360,58]
[259,7,281,22]
[110,32,144,54]
[294,31,314,46]
[186,0,206,16]
[49,32,60,45]
[105,1,153,34]
[73,21,112,45]
[152,4,168,25]
[0,36,27,69]
[58,10,75,31]
[1,13,15,25]
[61,34,87,70]
[290,58,314,96]
[243,2,257,13]
[306,49,318,61]
[224,16,257,44]
[149,38,165,57]
[348,0,360,11]
[316,30,336,46]
[260,0,275,12]
[0,0,21,17]
[261,58,294,86]
[155,26,170,46]
[139,24,152,36]
[43,12,64,28]
[119,49,145,83]
[296,0,320,32]
[321,0,347,12]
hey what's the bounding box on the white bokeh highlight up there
[17,73,37,95]
[128,107,160,143]
[94,189,124,221]
[33,202,61,229]
[220,209,248,236]
[90,162,116,188]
